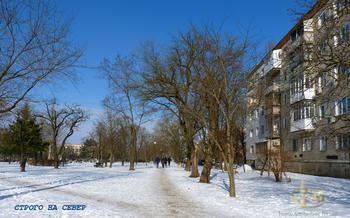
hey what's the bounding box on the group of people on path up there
[154,156,171,168]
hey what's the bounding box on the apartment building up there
[246,0,350,178]
[246,49,282,167]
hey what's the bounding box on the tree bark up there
[274,172,281,182]
[109,153,114,168]
[20,155,27,172]
[199,150,212,183]
[129,126,137,170]
[53,143,59,169]
[190,144,199,177]
[200,102,217,182]
[227,159,236,197]
[185,149,191,171]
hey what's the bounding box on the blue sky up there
[39,0,297,144]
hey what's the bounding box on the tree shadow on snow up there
[0,172,139,201]
[219,179,230,192]
[210,172,218,180]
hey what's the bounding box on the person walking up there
[155,156,160,168]
[167,157,172,166]
[161,157,166,168]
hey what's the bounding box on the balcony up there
[259,50,282,77]
[290,37,301,50]
[267,129,280,138]
[268,139,281,150]
[290,118,315,132]
[290,88,315,104]
[265,105,280,115]
[265,83,280,95]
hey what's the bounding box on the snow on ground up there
[169,165,350,218]
[0,162,349,218]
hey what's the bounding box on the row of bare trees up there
[140,26,250,197]
[94,25,251,197]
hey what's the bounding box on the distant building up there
[64,144,84,156]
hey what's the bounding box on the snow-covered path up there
[0,163,226,218]
[1,162,350,218]
[156,169,226,217]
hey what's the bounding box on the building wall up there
[246,0,350,178]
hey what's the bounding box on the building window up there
[284,93,287,104]
[261,125,265,136]
[291,75,304,95]
[335,96,350,115]
[319,40,328,54]
[336,133,350,150]
[339,65,350,74]
[304,104,315,118]
[255,128,259,136]
[319,103,326,120]
[292,101,315,121]
[249,129,253,138]
[335,0,349,12]
[283,118,288,129]
[320,136,327,151]
[293,139,298,152]
[339,65,350,84]
[318,11,327,28]
[250,145,255,154]
[340,23,350,42]
[304,51,313,61]
[305,76,311,89]
[302,138,312,151]
[317,72,329,92]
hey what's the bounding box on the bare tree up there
[37,100,87,168]
[0,0,82,114]
[140,30,203,178]
[141,25,250,196]
[101,56,148,171]
[190,28,248,196]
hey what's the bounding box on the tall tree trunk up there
[129,126,136,170]
[226,142,236,197]
[199,150,212,183]
[274,171,281,182]
[20,153,27,172]
[48,144,52,160]
[52,142,59,169]
[180,119,192,172]
[227,159,236,197]
[185,147,191,171]
[98,147,102,164]
[109,153,113,168]
[190,143,199,178]
[200,103,217,182]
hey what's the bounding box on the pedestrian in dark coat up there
[155,156,160,168]
[161,157,166,168]
[167,157,171,166]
